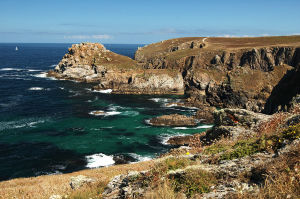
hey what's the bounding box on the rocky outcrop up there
[102,171,148,199]
[167,135,194,146]
[168,39,206,52]
[93,71,184,94]
[48,43,184,94]
[135,36,300,112]
[168,108,271,146]
[204,108,271,141]
[149,114,197,127]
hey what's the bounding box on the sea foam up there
[28,87,44,91]
[86,88,112,94]
[0,67,22,71]
[149,98,170,103]
[173,125,213,130]
[86,153,115,168]
[127,153,152,162]
[89,110,121,117]
[158,133,188,145]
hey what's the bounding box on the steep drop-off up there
[135,36,300,112]
[48,36,300,113]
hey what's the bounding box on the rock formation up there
[264,65,300,114]
[48,36,300,114]
[135,36,300,113]
[48,42,184,94]
[149,114,198,127]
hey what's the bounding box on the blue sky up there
[0,0,300,44]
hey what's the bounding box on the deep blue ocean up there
[0,43,211,181]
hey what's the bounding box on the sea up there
[0,43,212,181]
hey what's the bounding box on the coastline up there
[0,36,299,198]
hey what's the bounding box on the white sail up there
[15,46,18,51]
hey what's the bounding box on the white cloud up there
[64,34,112,39]
[92,35,112,39]
[222,34,235,38]
[218,34,272,38]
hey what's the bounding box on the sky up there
[0,0,300,44]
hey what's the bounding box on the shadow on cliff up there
[263,65,300,114]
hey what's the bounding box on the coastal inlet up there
[0,43,212,181]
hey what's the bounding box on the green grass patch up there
[205,124,300,161]
[204,143,231,155]
[170,169,216,198]
[164,157,192,171]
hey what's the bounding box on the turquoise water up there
[0,43,211,180]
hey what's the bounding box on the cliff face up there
[48,43,184,94]
[49,37,300,112]
[135,36,300,112]
[264,65,300,114]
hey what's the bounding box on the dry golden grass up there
[0,161,154,199]
[139,35,300,60]
[144,180,183,199]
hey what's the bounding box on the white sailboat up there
[15,46,18,51]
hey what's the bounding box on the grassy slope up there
[0,161,154,199]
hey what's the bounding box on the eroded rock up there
[149,114,197,127]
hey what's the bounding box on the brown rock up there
[167,135,193,146]
[195,106,216,124]
[149,114,197,127]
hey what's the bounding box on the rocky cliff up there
[264,65,300,114]
[48,42,184,94]
[135,36,300,112]
[49,36,300,113]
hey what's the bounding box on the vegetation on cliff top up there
[137,35,300,59]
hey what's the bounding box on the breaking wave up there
[173,125,213,130]
[85,153,115,168]
[127,153,152,162]
[28,87,44,91]
[89,110,121,117]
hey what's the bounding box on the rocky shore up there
[2,36,299,199]
[48,36,300,121]
[101,103,300,199]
